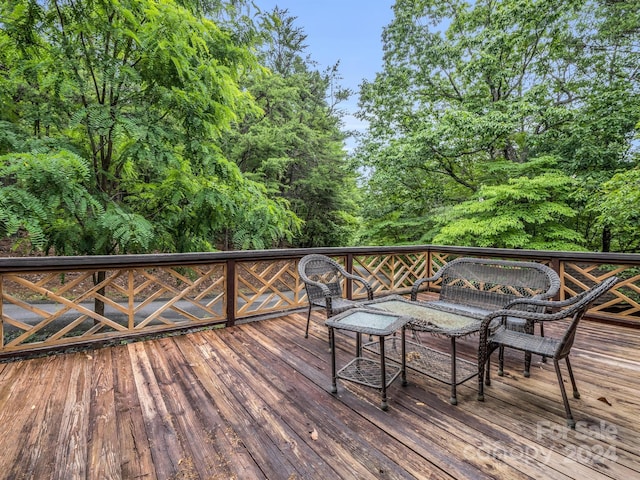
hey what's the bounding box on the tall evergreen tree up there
[222,8,360,248]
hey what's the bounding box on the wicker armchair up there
[477,276,619,427]
[297,254,374,338]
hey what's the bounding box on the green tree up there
[356,0,640,250]
[0,0,300,254]
[433,162,586,251]
[0,151,158,254]
[589,167,640,253]
[353,139,441,245]
[222,8,360,247]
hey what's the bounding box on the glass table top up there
[360,295,481,335]
[325,309,408,335]
[367,299,477,330]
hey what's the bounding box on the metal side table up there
[325,308,409,410]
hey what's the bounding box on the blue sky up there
[251,1,396,142]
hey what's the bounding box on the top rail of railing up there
[2,245,640,272]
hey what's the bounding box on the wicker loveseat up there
[410,257,561,375]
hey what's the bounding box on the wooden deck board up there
[0,311,639,480]
[5,356,68,480]
[112,345,157,480]
[231,323,457,480]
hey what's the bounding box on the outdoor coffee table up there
[325,308,409,410]
[359,295,481,405]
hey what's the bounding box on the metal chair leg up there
[553,360,576,429]
[305,305,312,338]
[565,357,580,399]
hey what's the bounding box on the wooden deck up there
[0,309,639,480]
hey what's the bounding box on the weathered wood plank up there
[474,356,640,477]
[220,325,449,480]
[250,315,504,479]
[146,337,241,479]
[300,310,639,479]
[87,348,121,480]
[179,333,306,479]
[174,336,269,480]
[191,332,344,479]
[111,344,157,479]
[2,356,69,479]
[390,385,575,480]
[128,341,188,478]
[53,352,92,479]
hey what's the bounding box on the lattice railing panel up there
[413,252,459,291]
[354,253,429,294]
[1,265,225,351]
[561,262,640,323]
[236,259,303,316]
[2,249,639,355]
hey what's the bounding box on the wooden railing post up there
[346,253,354,300]
[550,257,562,300]
[226,260,236,327]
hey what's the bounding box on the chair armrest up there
[482,276,619,333]
[502,296,558,313]
[344,273,374,300]
[480,289,603,335]
[477,307,570,356]
[502,292,588,313]
[410,272,444,301]
[300,277,334,298]
[302,271,373,301]
[481,308,554,329]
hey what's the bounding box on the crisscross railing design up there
[561,262,640,322]
[1,264,225,352]
[236,259,303,316]
[353,252,429,294]
[1,246,638,356]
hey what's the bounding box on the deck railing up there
[1,245,638,357]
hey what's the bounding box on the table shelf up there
[363,338,478,386]
[337,357,402,390]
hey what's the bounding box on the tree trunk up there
[602,226,611,252]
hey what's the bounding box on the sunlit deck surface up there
[1,307,639,480]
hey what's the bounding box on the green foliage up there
[433,169,586,251]
[0,151,101,251]
[0,0,301,254]
[222,7,359,247]
[356,0,640,251]
[95,208,154,255]
[3,0,638,254]
[589,167,640,253]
